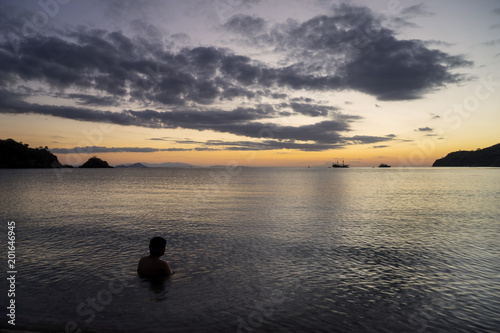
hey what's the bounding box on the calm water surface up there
[0,167,499,332]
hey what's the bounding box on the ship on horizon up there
[332,158,349,168]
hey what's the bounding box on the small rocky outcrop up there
[79,156,113,168]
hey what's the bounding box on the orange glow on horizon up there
[55,143,455,168]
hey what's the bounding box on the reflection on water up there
[0,167,499,332]
[140,276,170,302]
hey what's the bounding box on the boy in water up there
[137,236,174,276]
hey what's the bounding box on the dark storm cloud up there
[200,139,340,152]
[203,133,391,151]
[343,37,470,100]
[224,4,471,100]
[68,94,120,106]
[1,28,327,104]
[53,139,385,153]
[220,140,341,151]
[1,29,135,95]
[1,3,470,107]
[2,3,449,151]
[0,89,277,126]
[0,89,372,147]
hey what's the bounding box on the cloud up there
[68,94,121,107]
[373,145,389,149]
[289,102,339,117]
[50,135,393,153]
[206,135,392,150]
[346,135,392,144]
[193,147,221,151]
[483,39,500,46]
[148,137,171,141]
[50,146,193,154]
[223,14,266,35]
[415,127,433,132]
[342,38,470,100]
[400,4,434,17]
[2,5,470,104]
[1,89,386,148]
[386,4,433,29]
[224,4,471,100]
[203,140,345,151]
[488,8,500,30]
[0,3,465,152]
[423,40,454,47]
[290,97,314,103]
[0,89,276,126]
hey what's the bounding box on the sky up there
[0,0,499,167]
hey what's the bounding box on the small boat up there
[378,163,391,168]
[332,158,349,168]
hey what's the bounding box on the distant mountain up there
[0,138,64,168]
[115,163,148,168]
[142,162,194,168]
[433,143,500,167]
[79,156,113,168]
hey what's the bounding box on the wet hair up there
[149,236,167,257]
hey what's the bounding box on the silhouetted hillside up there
[433,143,500,167]
[0,138,63,168]
[79,156,113,168]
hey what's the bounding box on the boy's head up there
[149,236,167,257]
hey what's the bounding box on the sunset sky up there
[1,0,499,166]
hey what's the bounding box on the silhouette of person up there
[137,236,174,277]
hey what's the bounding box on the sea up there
[0,167,499,333]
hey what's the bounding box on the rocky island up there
[0,138,64,168]
[433,143,500,167]
[79,156,113,168]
